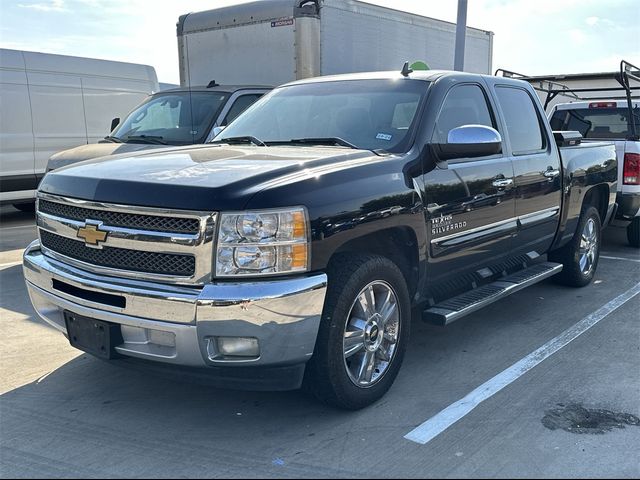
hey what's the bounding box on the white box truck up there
[0,49,158,209]
[177,0,494,87]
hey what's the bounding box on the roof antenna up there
[207,80,219,88]
[401,61,413,77]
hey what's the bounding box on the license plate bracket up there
[64,311,123,359]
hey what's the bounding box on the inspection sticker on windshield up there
[376,133,392,141]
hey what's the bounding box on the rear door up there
[27,71,88,177]
[424,82,516,285]
[0,49,36,200]
[494,85,562,256]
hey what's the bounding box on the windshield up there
[216,79,428,153]
[550,106,640,140]
[112,91,229,145]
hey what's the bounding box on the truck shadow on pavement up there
[0,206,34,223]
[0,265,41,320]
[1,299,532,477]
[0,352,370,478]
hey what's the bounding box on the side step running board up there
[423,262,563,326]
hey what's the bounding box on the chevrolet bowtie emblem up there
[77,222,108,247]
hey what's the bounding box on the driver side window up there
[433,84,496,144]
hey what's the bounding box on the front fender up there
[244,154,428,297]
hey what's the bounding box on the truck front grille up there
[36,194,216,285]
[39,199,200,234]
[40,231,196,277]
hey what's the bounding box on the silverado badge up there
[431,214,467,236]
[77,222,108,247]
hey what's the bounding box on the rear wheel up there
[303,254,411,410]
[627,217,640,248]
[549,206,601,287]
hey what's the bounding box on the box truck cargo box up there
[177,0,493,87]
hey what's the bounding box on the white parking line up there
[0,224,35,230]
[0,261,22,269]
[404,281,640,445]
[600,255,640,263]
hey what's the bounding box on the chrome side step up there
[423,262,563,326]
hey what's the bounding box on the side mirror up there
[434,125,502,161]
[110,117,120,132]
[211,125,226,138]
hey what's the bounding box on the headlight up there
[215,207,309,277]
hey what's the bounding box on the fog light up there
[210,336,260,359]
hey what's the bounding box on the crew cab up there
[23,69,617,409]
[46,84,270,171]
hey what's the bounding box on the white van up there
[0,48,158,209]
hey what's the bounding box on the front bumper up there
[23,240,327,390]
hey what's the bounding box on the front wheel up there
[627,217,640,248]
[549,206,601,287]
[303,254,411,409]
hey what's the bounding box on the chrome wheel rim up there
[342,280,400,388]
[579,218,598,275]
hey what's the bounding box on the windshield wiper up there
[212,136,267,147]
[126,135,167,145]
[101,135,123,143]
[272,137,386,155]
[274,137,360,149]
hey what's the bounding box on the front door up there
[423,83,516,291]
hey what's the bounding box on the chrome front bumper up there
[23,240,327,386]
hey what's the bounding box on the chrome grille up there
[36,193,216,285]
[40,231,196,277]
[39,199,200,234]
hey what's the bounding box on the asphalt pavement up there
[1,205,639,478]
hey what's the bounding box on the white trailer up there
[177,0,494,87]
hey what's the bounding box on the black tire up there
[303,253,411,410]
[549,206,601,287]
[627,217,640,248]
[12,202,35,213]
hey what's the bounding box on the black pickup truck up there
[23,68,617,409]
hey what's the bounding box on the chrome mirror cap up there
[447,125,502,145]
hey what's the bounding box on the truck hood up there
[48,142,170,170]
[39,144,380,211]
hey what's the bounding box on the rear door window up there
[495,86,546,155]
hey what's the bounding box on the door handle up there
[543,168,561,179]
[492,178,513,188]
